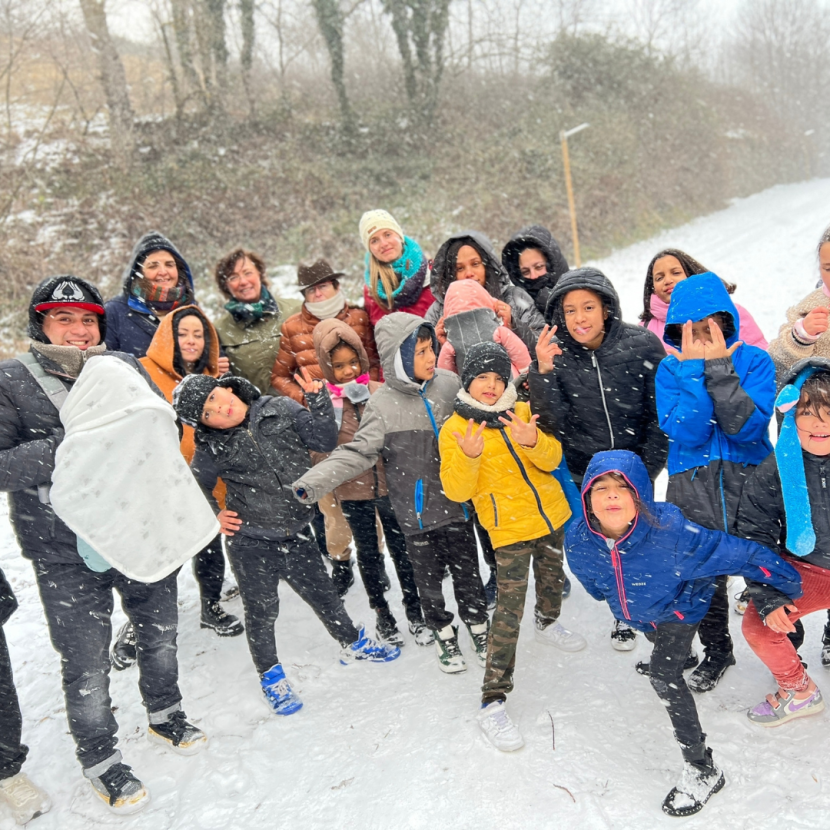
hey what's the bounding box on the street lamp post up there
[560,122,589,267]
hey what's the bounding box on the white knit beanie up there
[359,209,404,251]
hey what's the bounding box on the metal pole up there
[560,130,580,268]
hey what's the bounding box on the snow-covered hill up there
[2,178,830,830]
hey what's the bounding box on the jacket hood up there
[443,279,497,316]
[120,231,194,296]
[664,272,738,349]
[580,450,655,532]
[374,312,436,393]
[430,231,510,303]
[144,305,220,380]
[546,268,622,346]
[501,225,569,286]
[313,318,371,384]
[781,356,830,389]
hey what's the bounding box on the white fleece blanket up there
[50,355,219,582]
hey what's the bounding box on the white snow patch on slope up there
[2,178,830,829]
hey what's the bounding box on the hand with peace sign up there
[702,317,742,361]
[294,365,324,395]
[452,418,487,458]
[498,410,539,448]
[535,325,563,375]
[665,320,706,362]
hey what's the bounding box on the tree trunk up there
[171,0,207,108]
[205,0,228,96]
[240,0,255,116]
[77,0,134,157]
[311,0,354,127]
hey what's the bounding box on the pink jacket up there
[643,293,768,351]
[437,280,532,375]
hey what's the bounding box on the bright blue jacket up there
[565,450,801,630]
[656,272,774,477]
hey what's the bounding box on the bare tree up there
[77,0,134,157]
[240,0,255,114]
[733,0,830,131]
[311,0,354,126]
[381,0,451,122]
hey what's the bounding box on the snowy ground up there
[3,178,830,830]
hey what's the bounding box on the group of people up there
[0,208,829,822]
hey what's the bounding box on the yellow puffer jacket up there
[439,400,571,549]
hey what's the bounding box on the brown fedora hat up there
[297,259,345,292]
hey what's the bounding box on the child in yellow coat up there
[439,341,586,751]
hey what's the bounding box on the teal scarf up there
[224,286,279,324]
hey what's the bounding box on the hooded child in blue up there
[655,271,775,688]
[565,449,800,816]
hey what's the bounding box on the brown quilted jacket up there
[271,303,380,403]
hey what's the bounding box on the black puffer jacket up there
[191,390,337,540]
[528,268,668,480]
[501,225,570,316]
[0,568,17,627]
[737,451,829,616]
[0,348,160,565]
[425,230,545,353]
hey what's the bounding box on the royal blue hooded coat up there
[564,450,800,631]
[655,273,774,532]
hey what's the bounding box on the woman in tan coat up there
[311,319,429,647]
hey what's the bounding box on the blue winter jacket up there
[565,450,801,630]
[655,273,774,531]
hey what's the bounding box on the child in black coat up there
[174,368,400,717]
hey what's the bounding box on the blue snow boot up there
[340,625,402,665]
[260,664,303,715]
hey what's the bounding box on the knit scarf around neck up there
[453,383,518,427]
[326,375,371,428]
[224,285,279,324]
[305,291,346,321]
[130,275,193,313]
[364,236,427,310]
[32,342,107,378]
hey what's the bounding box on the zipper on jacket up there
[591,352,615,449]
[718,464,729,532]
[246,427,283,487]
[489,494,499,527]
[420,387,469,520]
[414,478,424,530]
[498,430,554,534]
[607,538,631,620]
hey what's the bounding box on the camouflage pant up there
[481,529,565,704]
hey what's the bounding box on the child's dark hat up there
[173,374,260,427]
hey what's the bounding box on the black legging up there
[341,496,423,625]
[645,621,706,760]
[192,535,225,603]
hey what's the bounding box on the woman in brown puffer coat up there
[271,259,380,404]
[310,318,428,647]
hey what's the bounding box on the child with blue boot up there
[566,450,800,816]
[174,368,400,717]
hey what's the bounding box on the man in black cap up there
[0,276,206,816]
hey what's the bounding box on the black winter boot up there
[330,559,354,597]
[687,652,736,693]
[200,599,244,637]
[662,746,725,817]
[110,622,137,671]
[822,617,830,669]
[375,607,404,646]
[636,649,699,677]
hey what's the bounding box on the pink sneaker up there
[747,686,824,728]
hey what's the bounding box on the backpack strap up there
[15,352,70,412]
